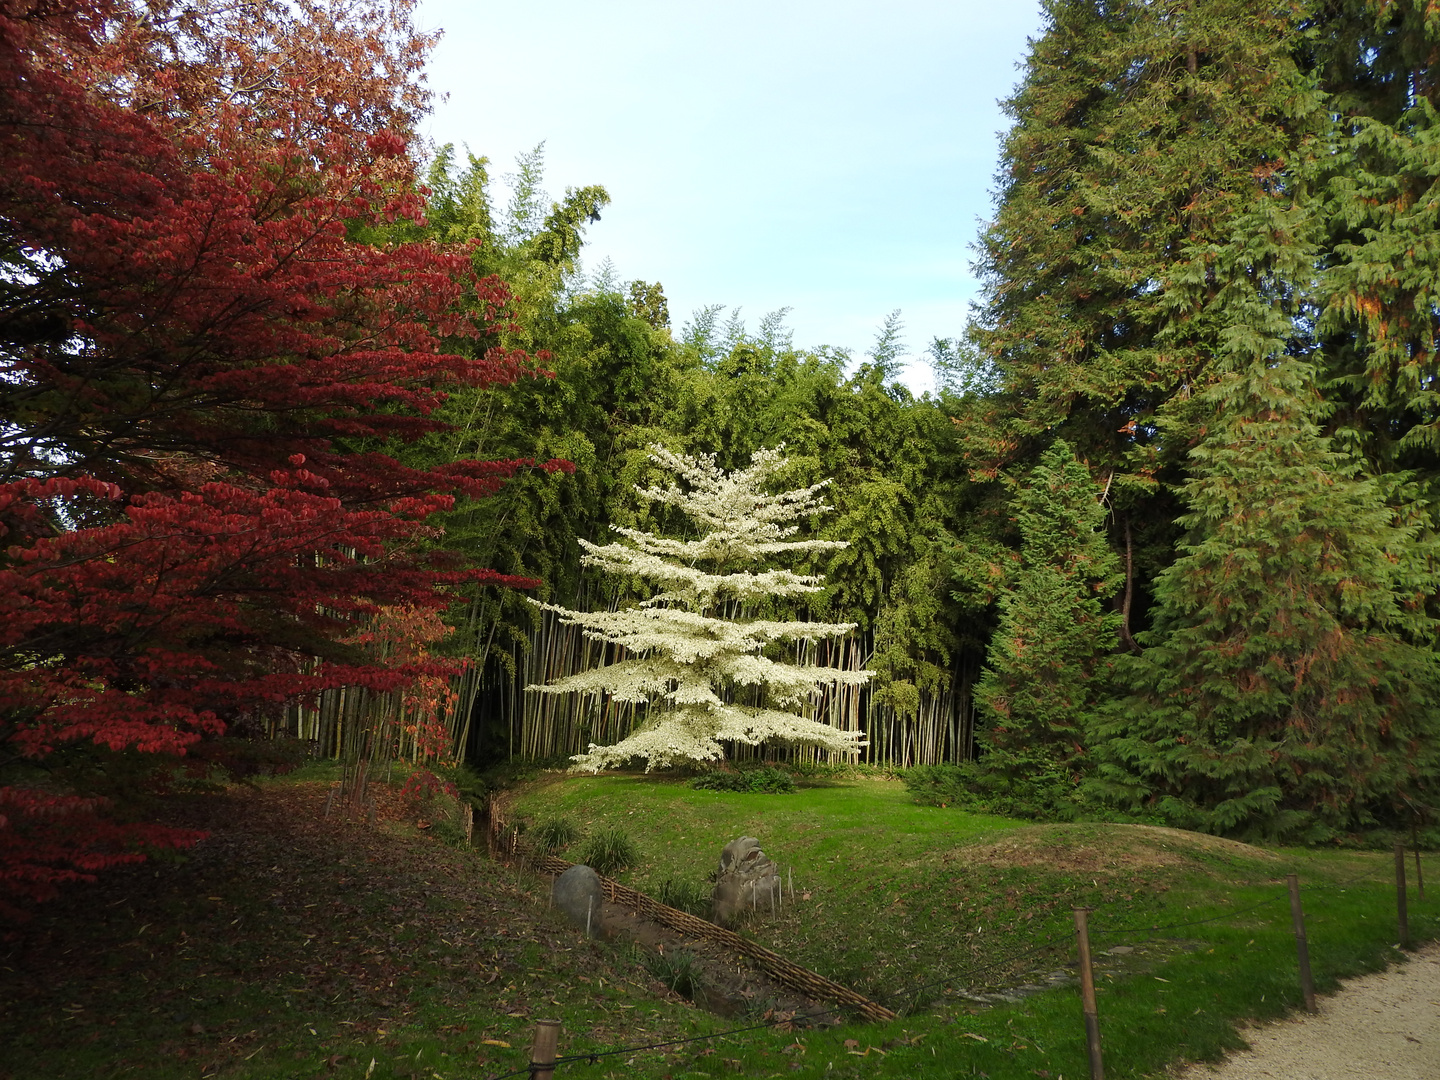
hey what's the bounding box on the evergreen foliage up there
[973,441,1123,810]
[967,0,1322,484]
[1093,351,1440,840]
[1319,99,1440,473]
[1089,178,1440,839]
[955,0,1440,837]
[963,0,1330,653]
[527,446,871,770]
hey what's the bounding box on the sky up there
[413,0,1048,392]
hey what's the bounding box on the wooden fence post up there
[486,794,498,858]
[1287,874,1316,1012]
[1396,843,1411,949]
[530,1020,561,1080]
[1074,908,1104,1080]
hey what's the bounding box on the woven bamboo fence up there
[485,798,893,1023]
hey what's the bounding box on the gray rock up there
[711,836,780,926]
[552,865,604,937]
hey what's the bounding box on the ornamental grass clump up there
[529,816,581,857]
[526,445,871,771]
[577,826,639,876]
[654,877,711,916]
[643,948,701,998]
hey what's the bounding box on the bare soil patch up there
[956,823,1281,875]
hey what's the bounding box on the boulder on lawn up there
[553,864,604,937]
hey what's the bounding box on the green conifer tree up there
[963,0,1329,644]
[1090,190,1440,840]
[973,441,1122,812]
[968,0,1324,480]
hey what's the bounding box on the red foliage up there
[0,0,568,914]
[397,768,459,818]
[0,787,206,920]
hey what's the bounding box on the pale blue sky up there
[414,1,1046,390]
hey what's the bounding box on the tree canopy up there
[0,0,557,911]
[528,446,870,771]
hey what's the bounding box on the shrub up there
[902,763,972,807]
[577,827,639,876]
[902,761,1082,821]
[690,765,796,794]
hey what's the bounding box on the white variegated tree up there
[528,445,871,770]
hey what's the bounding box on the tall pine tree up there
[964,0,1329,639]
[1090,192,1440,840]
[973,441,1122,812]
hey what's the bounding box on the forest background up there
[5,0,1440,914]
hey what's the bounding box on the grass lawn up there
[0,766,1432,1080]
[507,770,1438,1078]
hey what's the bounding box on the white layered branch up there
[577,537,831,603]
[572,703,865,772]
[530,600,859,662]
[528,656,689,704]
[524,444,872,771]
[717,653,872,706]
[602,528,849,563]
[630,445,842,564]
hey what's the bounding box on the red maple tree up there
[0,0,563,915]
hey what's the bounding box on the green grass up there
[509,772,1022,879]
[1,769,1433,1080]
[507,771,1438,1079]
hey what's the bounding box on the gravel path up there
[1172,942,1440,1079]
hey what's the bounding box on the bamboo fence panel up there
[512,848,895,1022]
